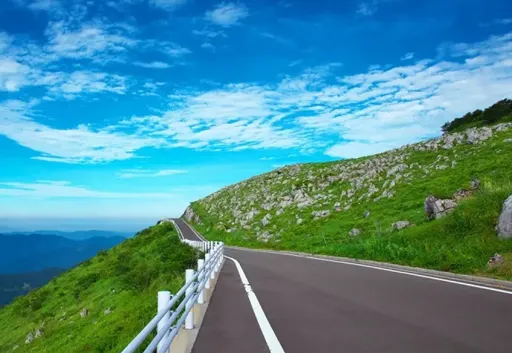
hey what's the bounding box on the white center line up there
[225,255,286,353]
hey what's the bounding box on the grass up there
[189,126,512,281]
[0,223,198,353]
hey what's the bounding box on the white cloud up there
[325,141,397,158]
[401,52,414,61]
[0,180,175,199]
[45,21,136,62]
[205,2,249,27]
[357,1,379,16]
[193,29,227,38]
[201,42,216,51]
[160,43,192,57]
[133,61,171,69]
[150,0,188,10]
[46,71,128,98]
[118,169,188,179]
[0,58,30,91]
[0,100,163,163]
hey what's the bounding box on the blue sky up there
[1,0,511,230]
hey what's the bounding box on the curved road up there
[173,218,512,353]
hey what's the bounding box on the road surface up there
[173,219,512,353]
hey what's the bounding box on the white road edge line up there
[225,255,286,353]
[232,248,512,296]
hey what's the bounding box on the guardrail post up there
[210,249,216,280]
[197,259,205,304]
[204,253,211,289]
[185,269,195,330]
[157,291,171,353]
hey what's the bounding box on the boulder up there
[104,307,112,315]
[392,221,411,230]
[487,253,504,269]
[296,218,303,225]
[363,210,371,218]
[349,228,361,237]
[504,138,512,143]
[497,195,512,239]
[425,195,458,220]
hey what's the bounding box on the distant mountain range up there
[0,233,126,274]
[4,230,133,240]
[0,268,64,307]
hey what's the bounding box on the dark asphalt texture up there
[175,220,512,353]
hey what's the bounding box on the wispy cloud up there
[205,2,249,27]
[133,61,171,69]
[479,18,512,27]
[201,42,216,51]
[149,0,189,10]
[401,52,414,61]
[118,169,188,179]
[0,100,162,163]
[0,180,175,199]
[357,0,379,16]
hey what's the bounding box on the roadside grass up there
[191,128,512,281]
[0,223,198,353]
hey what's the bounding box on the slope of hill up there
[0,269,64,307]
[0,223,197,353]
[185,122,512,280]
[0,234,126,274]
[442,99,512,133]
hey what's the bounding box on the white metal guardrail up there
[121,239,224,353]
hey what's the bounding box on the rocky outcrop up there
[183,206,202,224]
[156,218,172,225]
[425,196,458,220]
[497,195,512,239]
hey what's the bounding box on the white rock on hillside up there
[392,221,411,230]
[497,195,512,239]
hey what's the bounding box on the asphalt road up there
[174,220,512,353]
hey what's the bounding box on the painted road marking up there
[225,255,286,353]
[231,248,512,296]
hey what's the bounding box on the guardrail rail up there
[122,228,224,353]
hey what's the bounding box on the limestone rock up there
[25,332,34,345]
[104,307,112,315]
[497,195,512,239]
[349,228,361,237]
[312,210,330,218]
[296,218,303,225]
[425,195,458,220]
[80,308,89,318]
[488,253,504,269]
[392,221,411,230]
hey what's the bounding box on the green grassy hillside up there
[0,223,197,353]
[186,123,512,280]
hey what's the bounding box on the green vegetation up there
[188,114,512,281]
[0,223,198,353]
[442,99,512,133]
